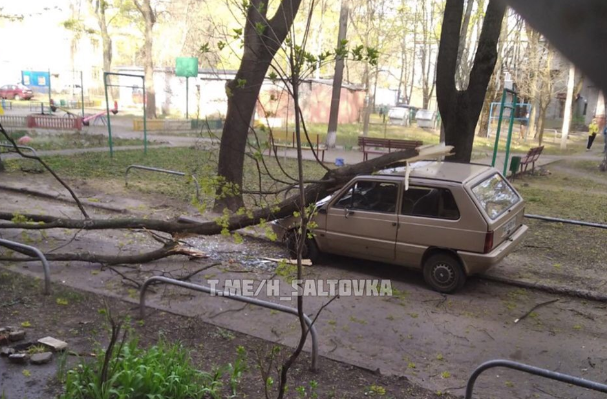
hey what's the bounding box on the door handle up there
[392,222,397,226]
[345,209,355,218]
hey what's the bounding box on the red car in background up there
[0,84,34,100]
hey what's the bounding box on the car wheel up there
[14,95,21,101]
[286,230,320,263]
[423,253,466,293]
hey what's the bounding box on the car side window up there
[0,85,7,90]
[401,186,460,220]
[333,181,398,213]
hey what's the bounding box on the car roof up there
[374,161,494,183]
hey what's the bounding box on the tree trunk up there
[537,102,548,145]
[134,0,157,119]
[326,0,348,149]
[214,0,303,211]
[362,63,371,136]
[477,73,497,138]
[0,154,5,172]
[436,0,506,163]
[526,27,540,138]
[455,0,475,88]
[561,63,575,149]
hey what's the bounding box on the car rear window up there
[471,173,520,220]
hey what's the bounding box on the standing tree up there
[89,0,114,75]
[560,62,575,149]
[133,0,157,118]
[436,0,506,163]
[214,0,304,211]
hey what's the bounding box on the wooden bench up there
[268,131,326,162]
[358,137,423,161]
[518,145,544,174]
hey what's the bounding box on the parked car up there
[0,84,34,100]
[272,162,528,293]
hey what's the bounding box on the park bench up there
[518,145,544,174]
[358,137,423,161]
[268,131,326,162]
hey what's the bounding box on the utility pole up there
[326,0,348,149]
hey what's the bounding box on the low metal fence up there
[465,359,607,398]
[26,115,83,131]
[0,115,28,128]
[125,165,201,200]
[524,214,607,230]
[0,238,51,295]
[139,276,319,370]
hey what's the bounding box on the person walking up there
[587,118,599,150]
[603,123,607,153]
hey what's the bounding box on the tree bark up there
[0,154,5,172]
[437,0,506,163]
[134,0,157,119]
[214,0,303,211]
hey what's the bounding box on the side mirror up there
[318,208,327,214]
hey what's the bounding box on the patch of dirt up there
[0,271,449,399]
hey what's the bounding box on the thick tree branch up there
[467,0,507,113]
[436,0,463,121]
[1,241,198,265]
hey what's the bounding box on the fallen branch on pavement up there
[514,298,559,324]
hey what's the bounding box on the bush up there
[61,338,223,399]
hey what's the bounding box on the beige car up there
[272,161,528,293]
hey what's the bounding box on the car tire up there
[14,95,21,101]
[286,230,320,263]
[423,253,466,294]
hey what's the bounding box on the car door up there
[323,179,400,261]
[0,85,8,98]
[396,184,464,268]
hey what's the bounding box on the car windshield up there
[471,173,519,220]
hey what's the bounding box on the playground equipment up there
[104,72,147,157]
[490,89,529,175]
[83,101,118,126]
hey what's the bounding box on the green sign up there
[175,57,199,77]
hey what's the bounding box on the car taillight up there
[484,231,494,253]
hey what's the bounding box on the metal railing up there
[0,143,39,157]
[139,276,319,370]
[0,238,51,295]
[465,359,607,398]
[125,165,201,200]
[524,214,607,230]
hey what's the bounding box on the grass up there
[60,337,223,399]
[6,147,328,206]
[512,161,607,222]
[2,130,144,151]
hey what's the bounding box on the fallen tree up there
[0,123,416,264]
[0,148,415,236]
